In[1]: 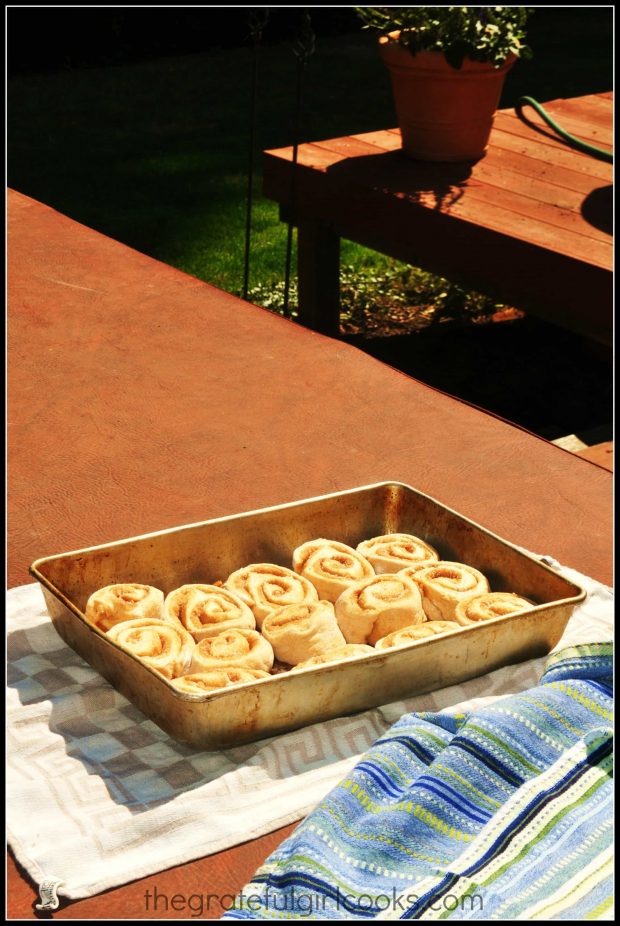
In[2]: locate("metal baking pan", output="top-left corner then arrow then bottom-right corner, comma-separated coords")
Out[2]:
30,482 -> 585,750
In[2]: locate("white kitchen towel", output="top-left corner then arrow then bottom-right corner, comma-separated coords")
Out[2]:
7,559 -> 613,906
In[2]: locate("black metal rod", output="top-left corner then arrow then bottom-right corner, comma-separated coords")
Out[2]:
283,56 -> 304,319
242,9 -> 268,302
242,42 -> 259,301
283,10 -> 315,319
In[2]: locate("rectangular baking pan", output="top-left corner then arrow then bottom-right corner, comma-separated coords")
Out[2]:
30,481 -> 585,749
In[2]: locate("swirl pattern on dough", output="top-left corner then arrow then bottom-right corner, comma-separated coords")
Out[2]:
261,600 -> 346,666
454,592 -> 535,626
375,620 -> 461,650
173,667 -> 270,694
224,564 -> 318,629
356,533 -> 439,574
335,573 -> 426,645
190,629 -> 274,673
85,584 -> 165,633
292,539 -> 375,603
164,584 -> 255,641
290,643 -> 375,671
106,617 -> 195,679
401,561 -> 489,622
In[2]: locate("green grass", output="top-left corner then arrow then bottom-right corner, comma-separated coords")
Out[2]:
7,10 -> 613,308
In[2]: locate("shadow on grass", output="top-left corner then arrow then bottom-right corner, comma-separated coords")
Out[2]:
7,35 -> 392,292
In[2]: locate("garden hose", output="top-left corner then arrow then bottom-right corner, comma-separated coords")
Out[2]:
516,96 -> 613,163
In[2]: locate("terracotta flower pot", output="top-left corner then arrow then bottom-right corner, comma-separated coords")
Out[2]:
379,34 -> 515,163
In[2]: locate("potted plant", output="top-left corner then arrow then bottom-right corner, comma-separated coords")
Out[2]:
357,6 -> 533,162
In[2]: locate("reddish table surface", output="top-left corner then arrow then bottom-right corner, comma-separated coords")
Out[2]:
576,440 -> 613,470
263,93 -> 613,342
7,189 -> 612,918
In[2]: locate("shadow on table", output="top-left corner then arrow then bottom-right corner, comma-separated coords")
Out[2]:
511,106 -> 565,147
8,619 -> 354,814
324,148 -> 473,211
581,184 -> 613,235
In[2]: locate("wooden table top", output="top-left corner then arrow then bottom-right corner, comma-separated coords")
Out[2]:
264,93 -> 613,343
7,188 -> 612,917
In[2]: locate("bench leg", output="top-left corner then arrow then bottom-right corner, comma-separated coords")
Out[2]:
296,218 -> 340,336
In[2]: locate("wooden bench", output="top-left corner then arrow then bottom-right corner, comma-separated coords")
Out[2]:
263,93 -> 613,344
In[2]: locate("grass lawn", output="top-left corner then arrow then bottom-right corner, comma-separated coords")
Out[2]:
7,7 -> 613,317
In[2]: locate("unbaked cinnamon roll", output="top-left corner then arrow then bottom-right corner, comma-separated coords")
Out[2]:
402,561 -> 489,622
173,667 -> 271,694
375,620 -> 461,650
356,533 -> 439,574
190,628 -> 274,673
261,600 -> 346,666
84,584 -> 164,633
335,573 -> 426,645
454,592 -> 535,626
290,643 -> 375,671
224,564 -> 318,629
164,584 -> 255,641
106,617 -> 195,679
292,539 -> 375,602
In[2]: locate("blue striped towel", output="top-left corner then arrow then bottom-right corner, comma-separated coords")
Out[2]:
223,643 -> 613,920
